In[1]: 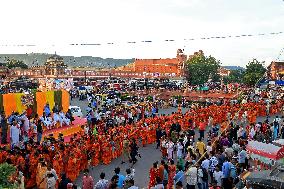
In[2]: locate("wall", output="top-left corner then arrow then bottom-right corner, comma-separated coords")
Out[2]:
134,58 -> 179,74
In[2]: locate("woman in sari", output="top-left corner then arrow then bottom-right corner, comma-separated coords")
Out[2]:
168,159 -> 176,189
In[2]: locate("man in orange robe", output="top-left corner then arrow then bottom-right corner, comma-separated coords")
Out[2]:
16,154 -> 25,172
141,128 -> 148,147
67,154 -> 77,182
102,141 -> 112,165
53,156 -> 61,174
91,142 -> 100,166
26,153 -> 38,188
80,146 -> 88,170
116,135 -> 123,157
36,162 -> 48,189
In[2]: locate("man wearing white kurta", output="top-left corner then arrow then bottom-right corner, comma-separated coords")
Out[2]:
20,113 -> 30,133
53,112 -> 62,127
177,141 -> 184,159
40,112 -> 52,129
95,110 -> 102,121
59,110 -> 70,126
166,140 -> 174,160
185,163 -> 198,189
10,121 -> 20,147
19,112 -> 30,142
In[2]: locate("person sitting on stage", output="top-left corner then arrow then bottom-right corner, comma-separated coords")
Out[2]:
40,112 -> 52,130
65,109 -> 74,125
44,103 -> 51,116
59,110 -> 70,126
53,111 -> 61,128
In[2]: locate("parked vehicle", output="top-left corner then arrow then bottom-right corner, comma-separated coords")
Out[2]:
69,105 -> 83,117
9,77 -> 39,89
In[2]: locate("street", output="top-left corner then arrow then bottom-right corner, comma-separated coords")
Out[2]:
71,98 -> 279,188
71,98 -> 189,188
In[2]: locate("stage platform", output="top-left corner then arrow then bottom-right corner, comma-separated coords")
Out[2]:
0,116 -> 87,146
43,116 -> 87,141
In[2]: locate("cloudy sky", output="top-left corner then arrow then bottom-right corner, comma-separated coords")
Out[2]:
0,0 -> 284,66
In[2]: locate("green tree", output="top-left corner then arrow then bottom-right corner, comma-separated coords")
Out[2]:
223,69 -> 244,84
6,59 -> 28,69
186,53 -> 221,85
243,59 -> 266,86
0,163 -> 17,188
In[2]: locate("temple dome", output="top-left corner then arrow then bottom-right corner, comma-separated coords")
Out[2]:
44,54 -> 67,75
45,54 -> 66,67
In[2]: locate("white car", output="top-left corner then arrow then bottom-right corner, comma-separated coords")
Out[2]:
69,106 -> 83,117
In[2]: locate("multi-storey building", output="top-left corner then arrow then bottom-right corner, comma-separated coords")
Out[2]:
130,49 -> 187,77
267,61 -> 284,80
6,50 -> 204,79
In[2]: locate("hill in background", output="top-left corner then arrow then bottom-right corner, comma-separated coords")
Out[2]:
223,66 -> 245,70
0,54 -> 246,70
0,53 -> 134,68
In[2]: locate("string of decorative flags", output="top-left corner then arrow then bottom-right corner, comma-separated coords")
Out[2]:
0,31 -> 283,47
276,48 -> 284,61
69,31 -> 284,46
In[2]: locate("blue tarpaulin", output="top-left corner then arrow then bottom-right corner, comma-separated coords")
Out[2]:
275,80 -> 284,86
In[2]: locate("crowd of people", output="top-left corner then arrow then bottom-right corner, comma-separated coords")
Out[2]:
0,84 -> 283,188
147,115 -> 284,189
70,79 -> 241,110
144,88 -> 284,189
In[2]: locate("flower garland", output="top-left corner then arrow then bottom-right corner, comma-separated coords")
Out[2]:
21,93 -> 34,107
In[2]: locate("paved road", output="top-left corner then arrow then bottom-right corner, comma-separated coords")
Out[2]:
70,98 -> 89,115
74,143 -> 160,188
71,98 -> 280,188
71,98 -> 189,188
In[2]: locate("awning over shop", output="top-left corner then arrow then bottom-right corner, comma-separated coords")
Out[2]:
247,140 -> 284,160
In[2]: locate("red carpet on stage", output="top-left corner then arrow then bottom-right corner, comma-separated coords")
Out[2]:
43,116 -> 87,140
